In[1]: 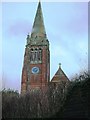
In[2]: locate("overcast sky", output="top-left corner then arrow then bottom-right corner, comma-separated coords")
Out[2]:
2,1 -> 88,92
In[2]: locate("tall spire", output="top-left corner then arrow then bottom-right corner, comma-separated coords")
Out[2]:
27,1 -> 49,46
31,1 -> 46,38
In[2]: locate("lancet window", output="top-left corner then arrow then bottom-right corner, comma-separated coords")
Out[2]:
30,48 -> 42,63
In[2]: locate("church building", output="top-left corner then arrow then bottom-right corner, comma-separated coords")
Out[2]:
21,1 -> 69,94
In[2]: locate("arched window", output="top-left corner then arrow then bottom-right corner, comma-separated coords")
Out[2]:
30,48 -> 34,61
35,48 -> 38,61
30,48 -> 42,63
38,48 -> 42,61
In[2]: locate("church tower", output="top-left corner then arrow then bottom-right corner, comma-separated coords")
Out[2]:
21,1 -> 50,93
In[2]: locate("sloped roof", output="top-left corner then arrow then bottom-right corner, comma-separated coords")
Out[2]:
51,65 -> 69,83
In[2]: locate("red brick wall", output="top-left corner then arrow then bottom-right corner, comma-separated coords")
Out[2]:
21,45 -> 50,93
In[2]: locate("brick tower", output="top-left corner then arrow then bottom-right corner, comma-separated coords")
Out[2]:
21,1 -> 50,93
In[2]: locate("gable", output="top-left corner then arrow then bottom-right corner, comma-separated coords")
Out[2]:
51,67 -> 69,83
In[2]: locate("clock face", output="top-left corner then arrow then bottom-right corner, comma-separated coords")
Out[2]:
32,67 -> 39,74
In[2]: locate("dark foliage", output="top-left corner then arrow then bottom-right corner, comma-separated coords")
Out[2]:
2,72 -> 90,119
2,84 -> 68,118
53,74 -> 90,118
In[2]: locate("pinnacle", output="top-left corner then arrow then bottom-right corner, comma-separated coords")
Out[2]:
59,63 -> 61,68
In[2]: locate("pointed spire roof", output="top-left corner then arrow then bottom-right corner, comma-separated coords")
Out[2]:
31,1 -> 46,38
26,1 -> 49,46
51,63 -> 69,83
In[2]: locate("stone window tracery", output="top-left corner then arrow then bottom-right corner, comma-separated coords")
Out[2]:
30,48 -> 42,63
